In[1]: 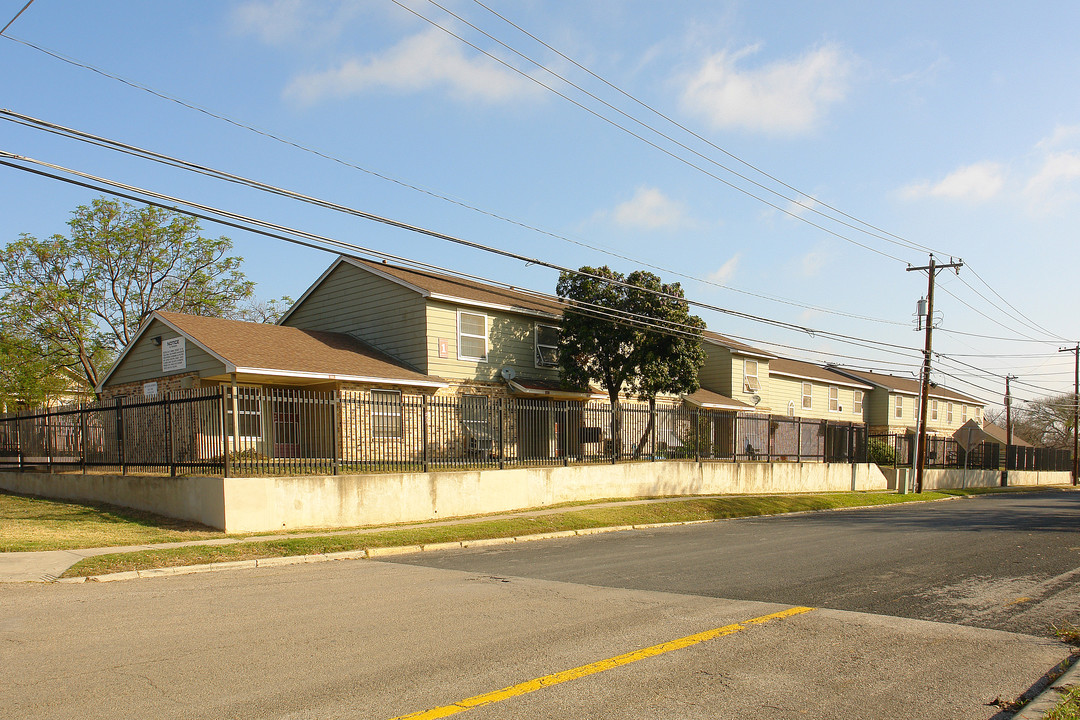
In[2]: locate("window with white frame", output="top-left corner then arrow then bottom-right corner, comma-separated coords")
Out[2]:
975,406 -> 982,425
457,310 -> 488,361
829,386 -> 840,412
947,402 -> 954,423
962,405 -> 968,423
743,359 -> 760,392
802,382 -> 812,409
371,390 -> 403,439
223,384 -> 262,439
534,323 -> 559,368
931,399 -> 939,421
854,390 -> 864,415
787,400 -> 795,416
894,395 -> 903,419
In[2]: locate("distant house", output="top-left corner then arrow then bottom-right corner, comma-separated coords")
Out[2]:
697,331 -> 777,412
830,368 -> 984,436
980,421 -> 1032,448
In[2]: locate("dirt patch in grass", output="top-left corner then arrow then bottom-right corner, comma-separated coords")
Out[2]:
60,490 -> 975,578
0,491 -> 224,552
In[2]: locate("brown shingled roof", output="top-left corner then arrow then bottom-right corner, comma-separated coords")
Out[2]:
701,330 -> 775,358
156,311 -> 442,386
346,257 -> 564,317
768,358 -> 872,388
834,368 -> 982,405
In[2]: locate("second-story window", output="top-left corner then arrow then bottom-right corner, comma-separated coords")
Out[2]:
743,359 -> 760,392
894,395 -> 903,419
802,382 -> 812,409
962,405 -> 968,423
854,390 -> 864,415
947,402 -> 954,424
829,386 -> 840,412
457,310 -> 488,362
931,399 -> 939,421
535,323 -> 559,368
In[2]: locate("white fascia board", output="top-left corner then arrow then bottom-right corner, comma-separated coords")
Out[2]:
507,379 -> 589,398
428,293 -> 561,320
682,396 -> 750,411
234,366 -> 448,389
769,370 -> 873,390
95,311 -> 237,393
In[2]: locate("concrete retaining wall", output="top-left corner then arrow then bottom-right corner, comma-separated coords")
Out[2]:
1006,470 -> 1073,486
0,471 -> 226,529
1,461 -> 888,533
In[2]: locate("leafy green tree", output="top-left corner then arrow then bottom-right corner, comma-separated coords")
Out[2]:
556,266 -> 706,456
0,198 -> 257,391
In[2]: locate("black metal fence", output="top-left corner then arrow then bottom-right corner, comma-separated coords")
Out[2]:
869,433 -> 1073,472
0,387 -> 869,477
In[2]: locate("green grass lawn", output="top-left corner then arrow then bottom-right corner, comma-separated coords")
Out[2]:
0,491 -> 224,552
55,486 -> 1034,578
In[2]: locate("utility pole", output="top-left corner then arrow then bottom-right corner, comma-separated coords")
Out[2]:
907,254 -> 963,493
1060,344 -> 1079,486
1004,374 -> 1017,486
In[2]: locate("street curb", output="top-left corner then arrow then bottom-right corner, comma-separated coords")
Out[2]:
1012,653 -> 1080,719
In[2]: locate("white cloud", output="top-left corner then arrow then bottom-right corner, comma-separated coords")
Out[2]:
900,162 -> 1005,203
231,0 -> 360,47
707,254 -> 740,285
679,43 -> 852,135
283,28 -> 542,105
1035,124 -> 1080,151
611,187 -> 689,230
1024,151 -> 1080,212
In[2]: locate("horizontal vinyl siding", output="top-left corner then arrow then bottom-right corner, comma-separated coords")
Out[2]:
865,389 -> 893,428
282,263 -> 427,370
875,391 -> 983,435
425,302 -> 561,383
699,344 -> 734,396
732,356 -> 769,410
104,320 -> 226,387
770,376 -> 866,423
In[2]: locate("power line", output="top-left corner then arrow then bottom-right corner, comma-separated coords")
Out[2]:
1,149 -> 930,363
414,0 -> 932,258
388,0 -> 911,264
0,53 -> 907,330
466,0 -> 942,259
0,0 -> 34,36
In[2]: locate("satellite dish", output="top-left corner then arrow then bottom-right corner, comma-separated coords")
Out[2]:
751,394 -> 761,406
500,367 -> 516,381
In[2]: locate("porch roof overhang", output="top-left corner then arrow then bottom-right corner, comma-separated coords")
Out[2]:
507,377 -> 598,399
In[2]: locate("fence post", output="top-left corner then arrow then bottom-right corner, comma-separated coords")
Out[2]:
796,418 -> 802,463
220,387 -> 231,478
331,390 -> 340,476
15,411 -> 23,472
114,397 -> 126,475
164,394 -> 175,477
497,398 -> 505,470
44,405 -> 53,474
421,394 -> 429,473
650,399 -> 657,462
694,406 -> 700,464
79,403 -> 87,474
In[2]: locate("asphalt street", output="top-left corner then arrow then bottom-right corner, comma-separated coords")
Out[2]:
385,490 -> 1080,638
3,491 -> 1077,719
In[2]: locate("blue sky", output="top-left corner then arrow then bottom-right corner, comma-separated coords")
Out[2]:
2,0 -> 1080,410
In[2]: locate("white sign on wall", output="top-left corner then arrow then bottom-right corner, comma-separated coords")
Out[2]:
162,336 -> 187,372
142,381 -> 158,396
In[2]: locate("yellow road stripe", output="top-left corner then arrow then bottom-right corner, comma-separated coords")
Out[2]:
389,606 -> 815,720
